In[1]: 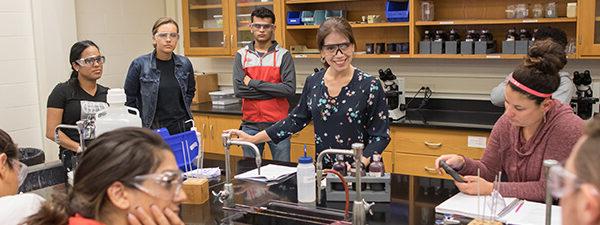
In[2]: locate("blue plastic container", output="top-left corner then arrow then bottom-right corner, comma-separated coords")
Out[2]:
324,10 -> 345,19
155,128 -> 200,172
386,0 -> 409,22
287,11 -> 302,25
301,11 -> 315,25
313,10 -> 326,25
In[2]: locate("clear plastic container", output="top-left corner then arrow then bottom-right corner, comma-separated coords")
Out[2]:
421,1 -> 434,21
505,4 -> 516,19
297,149 -> 316,203
546,2 -> 558,18
515,4 -> 529,19
208,90 -> 240,105
532,4 -> 544,18
94,88 -> 142,137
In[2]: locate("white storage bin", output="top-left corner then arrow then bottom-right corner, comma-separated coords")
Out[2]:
209,90 -> 240,105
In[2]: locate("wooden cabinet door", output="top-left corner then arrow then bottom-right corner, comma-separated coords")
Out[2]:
210,115 -> 244,156
193,114 -> 212,153
579,0 -> 600,56
227,0 -> 284,55
183,0 -> 232,56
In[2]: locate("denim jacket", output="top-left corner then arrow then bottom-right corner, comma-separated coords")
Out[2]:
124,50 -> 196,128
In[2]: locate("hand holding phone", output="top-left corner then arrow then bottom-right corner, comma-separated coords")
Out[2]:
439,160 -> 466,183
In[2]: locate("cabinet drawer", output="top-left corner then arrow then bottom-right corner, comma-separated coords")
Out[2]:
291,143 -> 316,161
290,124 -> 315,144
393,127 -> 488,159
394,153 -> 451,180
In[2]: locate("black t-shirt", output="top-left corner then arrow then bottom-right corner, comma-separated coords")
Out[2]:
47,80 -> 109,143
155,57 -> 188,126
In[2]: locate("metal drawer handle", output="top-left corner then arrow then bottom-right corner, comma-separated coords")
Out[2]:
424,166 -> 437,174
424,141 -> 442,148
209,125 -> 214,139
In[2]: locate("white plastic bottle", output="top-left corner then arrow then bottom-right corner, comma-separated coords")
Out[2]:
297,145 -> 316,203
94,88 -> 142,137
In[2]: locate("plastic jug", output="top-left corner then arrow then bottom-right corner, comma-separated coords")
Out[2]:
297,144 -> 316,203
94,88 -> 142,137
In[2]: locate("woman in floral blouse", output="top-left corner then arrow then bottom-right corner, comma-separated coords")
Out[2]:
227,17 -> 390,166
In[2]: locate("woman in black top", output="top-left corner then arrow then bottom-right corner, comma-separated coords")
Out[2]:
46,40 -> 109,171
124,17 -> 195,135
228,17 -> 390,166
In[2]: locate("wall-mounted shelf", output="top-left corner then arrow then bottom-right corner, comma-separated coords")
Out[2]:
190,4 -> 222,10
237,1 -> 273,7
287,22 -> 410,30
415,17 -> 577,26
286,0 -> 357,4
190,27 -> 224,32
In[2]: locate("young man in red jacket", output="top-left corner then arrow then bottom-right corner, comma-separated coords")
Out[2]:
232,7 -> 296,162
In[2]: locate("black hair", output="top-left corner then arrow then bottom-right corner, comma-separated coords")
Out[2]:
68,40 -> 100,87
251,7 -> 275,23
509,39 -> 565,104
0,129 -> 18,169
533,26 -> 568,48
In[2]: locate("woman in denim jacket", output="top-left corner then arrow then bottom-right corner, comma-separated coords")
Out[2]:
124,17 -> 195,134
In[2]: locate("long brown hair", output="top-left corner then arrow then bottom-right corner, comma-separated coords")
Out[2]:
509,39 -> 566,104
25,127 -> 171,225
316,17 -> 356,68
574,117 -> 600,191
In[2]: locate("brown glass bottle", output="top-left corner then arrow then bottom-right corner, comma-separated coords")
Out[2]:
332,154 -> 347,191
368,152 -> 385,191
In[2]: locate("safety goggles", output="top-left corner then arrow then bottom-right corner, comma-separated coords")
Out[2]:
250,23 -> 274,30
128,170 -> 183,201
155,32 -> 180,40
10,159 -> 28,188
322,42 -> 352,55
548,165 -> 587,198
75,55 -> 106,67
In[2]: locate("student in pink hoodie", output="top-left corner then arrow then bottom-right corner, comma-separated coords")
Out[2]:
435,40 -> 584,202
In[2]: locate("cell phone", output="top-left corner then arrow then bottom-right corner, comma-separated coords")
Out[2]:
439,160 -> 466,183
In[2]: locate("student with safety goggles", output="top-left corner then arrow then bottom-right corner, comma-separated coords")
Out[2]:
0,128 -> 44,225
124,17 -> 195,135
548,116 -> 600,225
46,40 -> 110,173
25,127 -> 187,225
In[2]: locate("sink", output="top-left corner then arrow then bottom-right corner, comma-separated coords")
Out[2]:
222,200 -> 351,225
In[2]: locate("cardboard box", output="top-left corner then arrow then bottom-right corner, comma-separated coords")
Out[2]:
193,73 -> 219,104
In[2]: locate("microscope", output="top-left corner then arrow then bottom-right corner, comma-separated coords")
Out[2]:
378,68 -> 406,121
571,70 -> 599,120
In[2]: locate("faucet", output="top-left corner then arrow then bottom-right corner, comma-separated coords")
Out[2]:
54,120 -> 87,152
316,143 -> 374,225
212,132 -> 262,207
54,121 -> 88,170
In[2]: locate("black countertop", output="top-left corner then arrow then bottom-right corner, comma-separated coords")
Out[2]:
192,98 -> 503,130
182,153 -> 471,225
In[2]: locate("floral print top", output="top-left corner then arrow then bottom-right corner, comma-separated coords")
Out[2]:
265,68 -> 390,158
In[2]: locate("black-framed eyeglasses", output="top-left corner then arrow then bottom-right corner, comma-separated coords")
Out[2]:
250,23 -> 274,30
75,55 -> 106,67
322,42 -> 352,55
